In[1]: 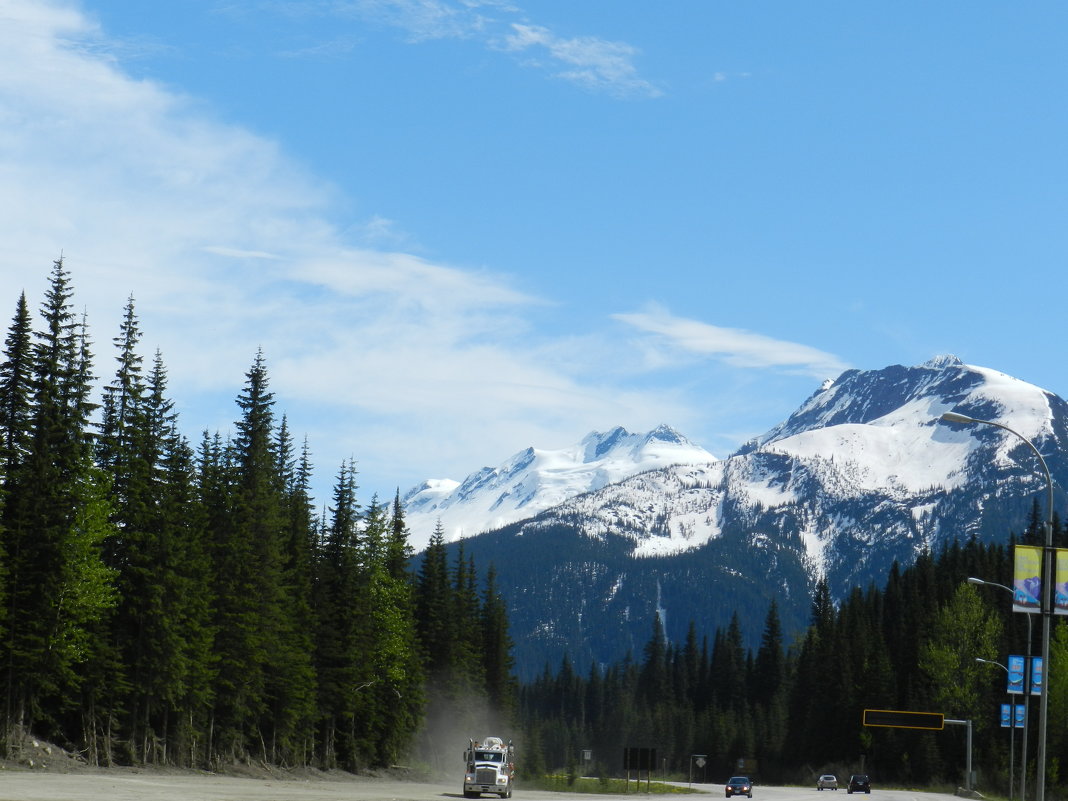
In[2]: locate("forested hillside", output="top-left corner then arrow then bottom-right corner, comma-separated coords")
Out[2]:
519,528 -> 1068,795
0,259 -> 512,770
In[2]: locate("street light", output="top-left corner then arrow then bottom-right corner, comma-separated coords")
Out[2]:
941,411 -> 1055,801
969,577 -> 1031,801
976,657 -> 1015,801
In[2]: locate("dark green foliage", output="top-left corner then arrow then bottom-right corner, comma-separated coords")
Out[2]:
0,259 -> 514,774
518,534 -> 1062,796
2,259 -> 116,741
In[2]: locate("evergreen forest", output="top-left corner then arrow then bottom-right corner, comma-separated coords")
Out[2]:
3,258 -> 1068,799
518,520 -> 1068,797
0,259 -> 513,770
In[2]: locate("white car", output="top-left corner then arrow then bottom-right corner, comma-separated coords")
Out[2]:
818,775 -> 838,791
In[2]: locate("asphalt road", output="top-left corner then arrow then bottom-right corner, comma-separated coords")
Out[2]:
0,773 -> 965,801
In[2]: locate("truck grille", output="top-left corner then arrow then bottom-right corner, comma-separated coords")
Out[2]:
476,769 -> 497,784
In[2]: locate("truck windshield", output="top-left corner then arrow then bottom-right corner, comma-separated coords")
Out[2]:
476,752 -> 503,762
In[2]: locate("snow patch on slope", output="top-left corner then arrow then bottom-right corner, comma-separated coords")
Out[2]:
404,425 -> 717,551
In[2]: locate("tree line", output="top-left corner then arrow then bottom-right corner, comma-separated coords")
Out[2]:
0,258 -> 513,770
518,518 -> 1068,796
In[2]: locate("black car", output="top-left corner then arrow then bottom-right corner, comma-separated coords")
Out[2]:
847,775 -> 870,794
726,776 -> 753,798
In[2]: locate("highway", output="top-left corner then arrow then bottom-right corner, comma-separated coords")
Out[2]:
0,772 -> 965,801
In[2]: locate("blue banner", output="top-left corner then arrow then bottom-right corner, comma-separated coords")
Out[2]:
1015,704 -> 1026,728
1008,655 -> 1025,695
1031,656 -> 1044,696
1001,704 -> 1011,727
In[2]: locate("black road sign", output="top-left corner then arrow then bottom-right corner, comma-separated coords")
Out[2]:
863,709 -> 945,730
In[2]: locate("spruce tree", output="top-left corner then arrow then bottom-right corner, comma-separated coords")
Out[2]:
273,422 -> 317,765
0,292 -> 34,478
0,292 -> 34,683
415,523 -> 452,679
480,565 -> 517,720
150,359 -> 215,767
3,258 -> 116,738
314,459 -> 362,769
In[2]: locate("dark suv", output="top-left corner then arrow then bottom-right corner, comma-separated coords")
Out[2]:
847,775 -> 870,794
725,776 -> 753,798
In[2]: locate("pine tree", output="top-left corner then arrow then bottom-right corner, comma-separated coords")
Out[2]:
450,549 -> 485,696
211,350 -> 313,763
0,292 -> 34,478
3,258 -> 116,739
480,565 -> 517,719
638,614 -> 669,707
415,523 -> 452,679
209,351 -> 287,761
386,490 -> 413,582
0,292 -> 34,677
150,361 -> 215,768
273,422 -> 317,765
752,600 -> 784,707
314,459 -> 362,769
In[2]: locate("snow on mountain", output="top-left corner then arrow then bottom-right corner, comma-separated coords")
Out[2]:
435,355 -> 1068,678
519,355 -> 1065,573
403,424 -> 716,552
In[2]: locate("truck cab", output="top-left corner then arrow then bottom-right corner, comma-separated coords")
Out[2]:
464,737 -> 514,798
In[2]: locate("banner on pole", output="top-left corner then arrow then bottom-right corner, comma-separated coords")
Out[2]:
1014,545 -> 1042,613
1056,549 -> 1068,615
1031,656 -> 1044,696
1000,704 -> 1011,728
1015,704 -> 1026,728
1007,655 -> 1025,694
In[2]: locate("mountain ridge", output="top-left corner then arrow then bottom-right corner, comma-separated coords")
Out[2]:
403,423 -> 716,552
423,356 -> 1068,679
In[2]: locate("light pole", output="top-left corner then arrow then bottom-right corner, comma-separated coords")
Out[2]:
976,657 -> 1015,801
941,412 -> 1055,801
969,576 -> 1031,801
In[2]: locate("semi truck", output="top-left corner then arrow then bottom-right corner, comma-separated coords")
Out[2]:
463,737 -> 515,798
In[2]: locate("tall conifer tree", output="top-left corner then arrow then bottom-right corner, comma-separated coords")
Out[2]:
3,258 -> 115,737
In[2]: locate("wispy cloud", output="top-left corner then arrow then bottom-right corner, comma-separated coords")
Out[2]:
614,304 -> 850,380
349,0 -> 481,40
499,23 -> 661,98
328,0 -> 658,97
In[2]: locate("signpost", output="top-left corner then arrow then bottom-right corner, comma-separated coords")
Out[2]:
690,754 -> 707,788
863,710 -> 971,791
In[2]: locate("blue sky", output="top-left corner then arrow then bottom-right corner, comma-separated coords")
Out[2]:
2,0 -> 1066,508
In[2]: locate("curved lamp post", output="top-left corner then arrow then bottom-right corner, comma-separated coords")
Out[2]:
941,412 -> 1054,801
969,577 -> 1031,801
976,657 -> 1015,801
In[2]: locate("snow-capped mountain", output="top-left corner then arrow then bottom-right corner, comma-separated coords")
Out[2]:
403,424 -> 716,552
433,356 -> 1068,679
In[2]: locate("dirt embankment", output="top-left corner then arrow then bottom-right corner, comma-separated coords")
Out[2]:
0,736 -> 455,801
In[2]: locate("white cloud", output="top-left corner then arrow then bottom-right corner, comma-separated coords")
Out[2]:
340,0 -> 492,41
328,0 -> 659,97
500,23 -> 661,98
0,0 -> 681,497
614,304 -> 850,380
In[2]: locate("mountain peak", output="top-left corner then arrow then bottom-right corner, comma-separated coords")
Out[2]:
646,423 -> 688,444
403,425 -> 715,551
923,354 -> 963,369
